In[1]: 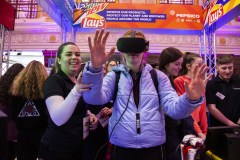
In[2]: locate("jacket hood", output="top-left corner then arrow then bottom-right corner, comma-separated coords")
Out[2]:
111,64 -> 154,80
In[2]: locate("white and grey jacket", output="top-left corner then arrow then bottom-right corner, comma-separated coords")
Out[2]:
83,62 -> 204,148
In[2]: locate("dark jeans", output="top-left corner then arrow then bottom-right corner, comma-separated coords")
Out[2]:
165,115 -> 195,160
112,145 -> 166,160
165,128 -> 182,160
165,116 -> 183,160
84,124 -> 109,160
5,141 -> 16,160
38,142 -> 84,160
16,131 -> 43,160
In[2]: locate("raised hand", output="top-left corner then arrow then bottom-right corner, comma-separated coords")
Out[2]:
75,72 -> 92,94
88,29 -> 116,69
185,63 -> 213,101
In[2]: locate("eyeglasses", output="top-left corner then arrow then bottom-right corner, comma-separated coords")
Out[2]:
109,64 -> 117,67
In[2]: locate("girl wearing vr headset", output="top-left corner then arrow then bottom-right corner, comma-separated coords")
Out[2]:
82,29 -> 212,160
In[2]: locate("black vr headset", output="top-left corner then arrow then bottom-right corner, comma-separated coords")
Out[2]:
116,37 -> 149,54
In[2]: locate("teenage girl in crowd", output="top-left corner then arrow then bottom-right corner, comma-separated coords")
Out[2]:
159,47 -> 194,160
38,42 -> 97,160
104,59 -> 119,75
174,52 -> 208,140
9,61 -> 48,160
158,47 -> 183,89
0,63 -> 24,160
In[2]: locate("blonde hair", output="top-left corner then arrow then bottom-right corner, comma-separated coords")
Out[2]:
123,30 -> 146,39
11,60 -> 48,100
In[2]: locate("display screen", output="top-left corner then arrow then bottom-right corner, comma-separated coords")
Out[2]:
205,126 -> 240,159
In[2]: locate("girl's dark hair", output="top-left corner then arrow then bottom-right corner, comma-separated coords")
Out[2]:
0,63 -> 24,105
106,59 -> 119,68
55,42 -> 78,72
104,59 -> 120,74
179,52 -> 201,75
158,47 -> 183,72
49,64 -> 56,76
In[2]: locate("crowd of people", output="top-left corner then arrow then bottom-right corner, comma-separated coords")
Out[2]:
0,29 -> 240,160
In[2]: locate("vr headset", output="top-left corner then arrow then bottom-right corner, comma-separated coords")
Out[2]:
116,37 -> 149,54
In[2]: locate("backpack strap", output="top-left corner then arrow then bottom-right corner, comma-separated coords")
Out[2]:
112,71 -> 121,102
150,69 -> 160,102
112,69 -> 159,103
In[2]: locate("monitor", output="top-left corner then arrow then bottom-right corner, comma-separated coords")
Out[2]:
204,126 -> 240,160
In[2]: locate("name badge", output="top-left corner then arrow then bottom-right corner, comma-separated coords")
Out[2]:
233,88 -> 240,90
216,92 -> 225,100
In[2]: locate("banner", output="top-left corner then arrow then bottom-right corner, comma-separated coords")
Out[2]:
73,3 -> 203,30
203,0 -> 240,29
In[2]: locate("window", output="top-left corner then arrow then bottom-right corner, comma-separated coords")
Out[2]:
8,0 -> 38,18
159,0 -> 193,4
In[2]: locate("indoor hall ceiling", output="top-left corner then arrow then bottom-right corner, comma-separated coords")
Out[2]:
35,0 -> 74,31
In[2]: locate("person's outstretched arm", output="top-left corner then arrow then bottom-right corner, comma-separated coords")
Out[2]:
82,29 -> 116,104
88,29 -> 116,70
46,75 -> 91,126
208,104 -> 239,126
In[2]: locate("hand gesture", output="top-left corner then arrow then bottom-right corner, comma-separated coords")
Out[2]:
185,64 -> 213,101
100,107 -> 112,118
89,114 -> 98,131
88,29 -> 116,69
75,72 -> 92,94
197,132 -> 206,141
226,121 -> 239,127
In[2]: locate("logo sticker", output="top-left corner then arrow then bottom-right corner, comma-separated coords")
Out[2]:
18,100 -> 40,117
